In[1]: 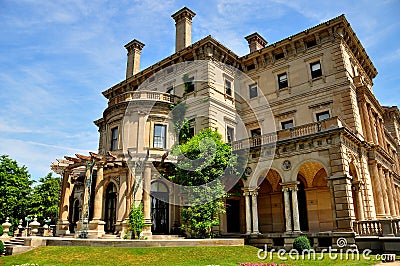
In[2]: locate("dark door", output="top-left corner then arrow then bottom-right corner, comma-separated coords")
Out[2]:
226,199 -> 240,232
297,179 -> 309,231
104,183 -> 117,233
151,182 -> 169,234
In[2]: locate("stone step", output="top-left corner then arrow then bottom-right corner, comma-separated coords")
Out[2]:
151,235 -> 185,240
100,234 -> 119,239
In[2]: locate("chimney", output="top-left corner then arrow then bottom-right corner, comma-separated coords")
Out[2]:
245,32 -> 267,53
171,7 -> 196,52
124,39 -> 145,79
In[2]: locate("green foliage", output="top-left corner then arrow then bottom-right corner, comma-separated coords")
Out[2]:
0,155 -> 33,225
128,203 -> 145,239
0,239 -> 4,255
170,101 -> 193,144
169,129 -> 238,238
29,173 -> 61,221
0,224 -> 3,236
293,236 -> 311,251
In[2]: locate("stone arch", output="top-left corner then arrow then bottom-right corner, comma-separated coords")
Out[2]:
296,161 -> 333,233
150,180 -> 169,234
257,169 -> 284,233
104,182 -> 118,233
292,158 -> 330,183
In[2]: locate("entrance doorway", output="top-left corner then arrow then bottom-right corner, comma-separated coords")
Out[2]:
297,178 -> 309,231
151,181 -> 169,234
104,183 -> 117,233
226,199 -> 240,232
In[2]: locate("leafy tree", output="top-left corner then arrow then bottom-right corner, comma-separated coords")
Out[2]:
0,155 -> 33,226
128,203 -> 145,239
169,129 -> 239,238
29,173 -> 61,222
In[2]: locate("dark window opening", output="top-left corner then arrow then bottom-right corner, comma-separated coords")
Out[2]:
249,84 -> 258,99
111,127 -> 118,151
250,128 -> 261,137
247,64 -> 255,71
148,76 -> 155,82
184,76 -> 195,93
310,61 -> 322,79
225,80 -> 232,96
306,39 -> 317,48
281,120 -> 294,130
166,86 -> 173,94
316,111 -> 330,121
227,126 -> 234,142
165,67 -> 173,74
278,73 -> 288,89
274,52 -> 285,60
154,124 -> 167,149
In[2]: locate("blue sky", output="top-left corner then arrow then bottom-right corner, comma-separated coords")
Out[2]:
0,0 -> 399,180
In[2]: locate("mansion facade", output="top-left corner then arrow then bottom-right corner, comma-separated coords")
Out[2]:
52,7 -> 400,248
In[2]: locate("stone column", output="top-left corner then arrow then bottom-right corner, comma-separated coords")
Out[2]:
57,170 -> 71,235
378,165 -> 391,216
379,119 -> 387,151
360,101 -> 373,143
291,186 -> 301,232
368,107 -> 378,145
395,186 -> 400,217
243,190 -> 252,234
283,187 -> 293,233
353,181 -> 365,221
89,163 -> 105,238
251,190 -> 259,234
142,162 -> 152,237
376,117 -> 384,148
369,164 -> 385,217
244,191 -> 252,234
385,171 -> 396,217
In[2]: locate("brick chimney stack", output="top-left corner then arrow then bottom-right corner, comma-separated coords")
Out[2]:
245,32 -> 267,53
125,39 -> 145,79
171,7 -> 196,52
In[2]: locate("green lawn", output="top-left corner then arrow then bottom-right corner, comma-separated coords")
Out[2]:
0,245 -> 387,266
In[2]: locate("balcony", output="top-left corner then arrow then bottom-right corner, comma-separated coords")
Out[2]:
231,116 -> 343,151
108,91 -> 179,106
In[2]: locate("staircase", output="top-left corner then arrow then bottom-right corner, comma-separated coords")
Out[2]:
3,237 -> 33,255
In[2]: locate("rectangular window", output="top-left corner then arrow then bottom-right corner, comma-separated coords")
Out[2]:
278,73 -> 288,89
250,128 -> 261,137
153,124 -> 167,149
247,64 -> 255,71
316,111 -> 330,121
184,76 -> 195,93
111,127 -> 118,151
166,86 -> 173,94
225,80 -> 232,96
281,120 -> 294,130
249,83 -> 258,99
306,39 -> 317,48
227,126 -> 234,142
274,52 -> 284,60
310,61 -> 322,79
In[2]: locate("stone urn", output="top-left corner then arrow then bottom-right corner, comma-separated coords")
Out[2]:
29,216 -> 40,236
2,217 -> 11,237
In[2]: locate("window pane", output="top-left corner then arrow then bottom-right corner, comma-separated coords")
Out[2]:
316,111 -> 330,121
249,84 -> 258,99
111,127 -> 118,151
225,80 -> 232,96
281,120 -> 294,129
278,73 -> 288,89
154,124 -> 166,148
227,126 -> 234,142
311,63 -> 321,71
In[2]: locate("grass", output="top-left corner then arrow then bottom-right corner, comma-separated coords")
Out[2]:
0,245 -> 390,266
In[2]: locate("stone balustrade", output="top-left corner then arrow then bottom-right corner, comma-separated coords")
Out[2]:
231,116 -> 342,151
108,91 -> 179,106
353,219 -> 400,237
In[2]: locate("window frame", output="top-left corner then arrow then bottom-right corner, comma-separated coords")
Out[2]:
316,110 -> 331,122
281,120 -> 294,130
277,72 -> 288,89
310,61 -> 322,79
110,127 -> 119,151
153,124 -> 167,149
227,126 -> 235,142
225,79 -> 232,96
249,83 -> 258,99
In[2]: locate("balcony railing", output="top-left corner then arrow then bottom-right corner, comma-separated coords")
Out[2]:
231,116 -> 343,151
353,219 -> 400,237
109,91 -> 179,106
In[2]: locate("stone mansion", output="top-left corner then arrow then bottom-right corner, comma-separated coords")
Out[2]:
52,7 -> 400,249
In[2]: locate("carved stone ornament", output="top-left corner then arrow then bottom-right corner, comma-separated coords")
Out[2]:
282,160 -> 291,171
244,166 -> 252,176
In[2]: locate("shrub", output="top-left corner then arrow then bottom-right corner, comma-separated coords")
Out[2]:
0,240 -> 4,255
128,203 -> 145,239
293,236 -> 311,252
0,225 -> 3,236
